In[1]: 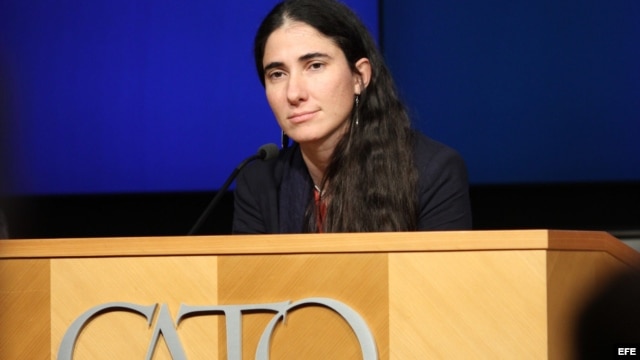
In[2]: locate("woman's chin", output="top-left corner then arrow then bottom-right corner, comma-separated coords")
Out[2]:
286,132 -> 321,145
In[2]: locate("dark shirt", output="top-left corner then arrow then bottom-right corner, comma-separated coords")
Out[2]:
233,132 -> 472,233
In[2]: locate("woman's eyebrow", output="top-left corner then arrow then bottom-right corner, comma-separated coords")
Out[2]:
263,52 -> 332,73
298,52 -> 331,62
263,61 -> 284,73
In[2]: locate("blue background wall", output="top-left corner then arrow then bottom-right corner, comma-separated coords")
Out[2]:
383,0 -> 640,184
0,0 -> 377,195
2,0 -> 639,194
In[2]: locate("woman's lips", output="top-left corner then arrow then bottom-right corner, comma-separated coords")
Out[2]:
288,110 -> 318,124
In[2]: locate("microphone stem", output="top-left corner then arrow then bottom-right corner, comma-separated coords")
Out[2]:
187,154 -> 260,235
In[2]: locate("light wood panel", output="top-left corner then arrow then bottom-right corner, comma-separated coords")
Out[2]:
217,253 -> 389,360
0,230 -> 638,359
389,250 -> 548,359
0,259 -> 51,360
546,250 -> 633,359
50,256 -> 219,359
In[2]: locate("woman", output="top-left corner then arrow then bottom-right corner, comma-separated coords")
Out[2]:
233,0 -> 472,233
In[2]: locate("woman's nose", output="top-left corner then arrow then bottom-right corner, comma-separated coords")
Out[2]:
286,72 -> 308,105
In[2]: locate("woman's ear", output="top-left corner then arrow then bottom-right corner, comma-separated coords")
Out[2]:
354,58 -> 371,94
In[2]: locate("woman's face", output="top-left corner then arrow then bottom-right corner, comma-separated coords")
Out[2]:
262,21 -> 364,149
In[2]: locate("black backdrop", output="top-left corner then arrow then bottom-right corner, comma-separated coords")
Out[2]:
3,182 -> 639,239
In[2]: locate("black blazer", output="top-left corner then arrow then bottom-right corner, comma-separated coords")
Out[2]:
233,132 -> 472,233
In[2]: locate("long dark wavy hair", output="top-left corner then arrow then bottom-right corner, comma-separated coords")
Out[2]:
254,0 -> 418,232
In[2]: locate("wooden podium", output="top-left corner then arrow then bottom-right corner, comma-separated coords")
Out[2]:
1,230 -> 639,359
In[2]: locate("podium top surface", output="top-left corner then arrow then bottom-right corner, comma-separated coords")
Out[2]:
2,230 -> 639,268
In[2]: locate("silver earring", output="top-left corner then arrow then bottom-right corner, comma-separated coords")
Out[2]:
281,131 -> 290,148
355,95 -> 360,126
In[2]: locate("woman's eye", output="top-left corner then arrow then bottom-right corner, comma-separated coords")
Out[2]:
268,71 -> 285,79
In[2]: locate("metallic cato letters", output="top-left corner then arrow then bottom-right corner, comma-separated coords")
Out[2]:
58,297 -> 378,360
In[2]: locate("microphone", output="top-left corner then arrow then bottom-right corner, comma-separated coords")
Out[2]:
187,143 -> 279,235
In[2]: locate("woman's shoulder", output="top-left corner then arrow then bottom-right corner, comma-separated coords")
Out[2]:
410,131 -> 472,230
411,130 -> 465,166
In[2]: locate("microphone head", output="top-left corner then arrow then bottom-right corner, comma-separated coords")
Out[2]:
257,143 -> 279,160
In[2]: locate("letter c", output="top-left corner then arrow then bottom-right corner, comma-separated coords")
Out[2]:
57,302 -> 157,360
